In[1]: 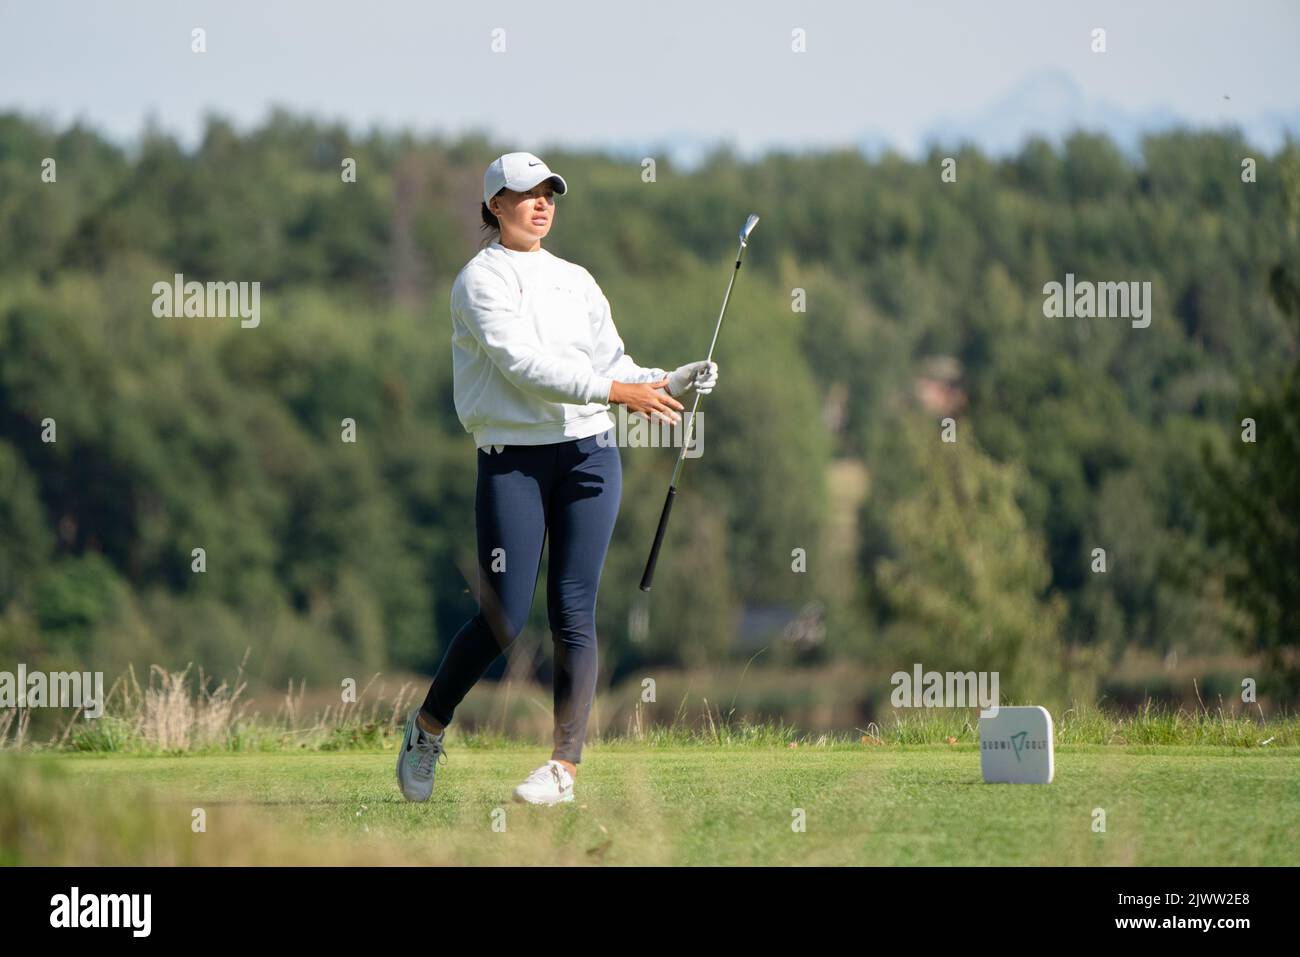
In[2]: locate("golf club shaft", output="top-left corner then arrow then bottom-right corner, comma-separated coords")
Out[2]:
640,217 -> 757,592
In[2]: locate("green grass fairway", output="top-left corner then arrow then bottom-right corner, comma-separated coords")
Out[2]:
5,743 -> 1298,865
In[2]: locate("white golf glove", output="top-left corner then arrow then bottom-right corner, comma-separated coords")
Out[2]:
665,360 -> 719,397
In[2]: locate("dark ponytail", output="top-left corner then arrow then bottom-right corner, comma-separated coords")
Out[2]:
479,188 -> 504,246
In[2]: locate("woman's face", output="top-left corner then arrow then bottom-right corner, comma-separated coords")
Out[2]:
491,181 -> 556,249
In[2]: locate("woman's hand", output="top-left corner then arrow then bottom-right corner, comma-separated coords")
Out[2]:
609,379 -> 684,425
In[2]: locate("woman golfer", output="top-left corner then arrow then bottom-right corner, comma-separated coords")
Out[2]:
397,151 -> 719,805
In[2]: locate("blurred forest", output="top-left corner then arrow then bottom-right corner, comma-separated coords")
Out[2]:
1,109 -> 1297,716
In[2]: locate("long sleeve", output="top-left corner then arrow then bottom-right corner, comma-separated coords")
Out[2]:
589,286 -> 668,385
454,265 -> 614,406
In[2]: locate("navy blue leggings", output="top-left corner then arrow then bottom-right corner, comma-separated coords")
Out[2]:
421,427 -> 622,764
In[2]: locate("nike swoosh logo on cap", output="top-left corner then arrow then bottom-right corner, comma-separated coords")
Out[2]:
528,160 -> 541,166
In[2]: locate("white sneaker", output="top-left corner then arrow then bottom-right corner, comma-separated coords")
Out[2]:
396,710 -> 447,802
512,759 -> 575,805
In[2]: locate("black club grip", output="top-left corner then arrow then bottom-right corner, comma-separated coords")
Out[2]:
639,486 -> 677,591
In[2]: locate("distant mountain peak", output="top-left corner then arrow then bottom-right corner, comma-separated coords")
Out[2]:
993,70 -> 1087,119
896,69 -> 1300,158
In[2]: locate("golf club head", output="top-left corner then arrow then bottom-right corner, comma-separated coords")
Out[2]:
740,214 -> 760,244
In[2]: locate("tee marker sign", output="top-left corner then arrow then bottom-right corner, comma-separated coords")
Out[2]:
979,705 -> 1054,784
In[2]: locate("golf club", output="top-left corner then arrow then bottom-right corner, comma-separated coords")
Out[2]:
639,213 -> 759,592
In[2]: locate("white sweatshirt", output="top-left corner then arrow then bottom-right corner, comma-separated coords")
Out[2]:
450,240 -> 668,451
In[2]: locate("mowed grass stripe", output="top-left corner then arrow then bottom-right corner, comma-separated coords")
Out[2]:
8,746 -> 1297,865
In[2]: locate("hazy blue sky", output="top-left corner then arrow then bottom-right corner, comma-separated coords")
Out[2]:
2,0 -> 1298,164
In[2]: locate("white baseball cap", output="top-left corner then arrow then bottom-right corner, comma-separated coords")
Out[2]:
483,151 -> 569,207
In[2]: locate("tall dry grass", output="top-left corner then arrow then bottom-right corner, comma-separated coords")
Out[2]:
0,656 -> 419,754
2,659 -> 1296,754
